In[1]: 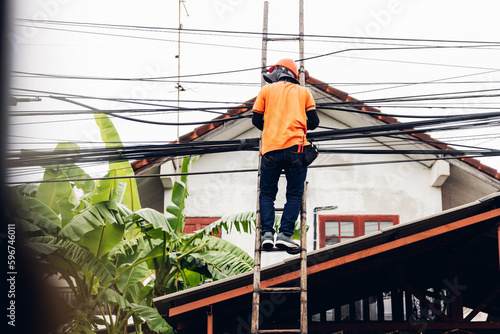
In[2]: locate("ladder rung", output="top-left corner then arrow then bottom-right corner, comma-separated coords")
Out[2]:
258,330 -> 301,333
265,37 -> 300,41
260,287 -> 302,293
258,247 -> 303,252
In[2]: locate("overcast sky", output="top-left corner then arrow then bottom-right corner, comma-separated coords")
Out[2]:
8,0 -> 500,182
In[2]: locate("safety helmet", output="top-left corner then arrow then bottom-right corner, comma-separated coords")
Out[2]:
269,58 -> 298,79
263,58 -> 299,84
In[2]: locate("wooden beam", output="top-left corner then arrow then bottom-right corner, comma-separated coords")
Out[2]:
168,209 -> 500,317
404,291 -> 413,322
449,259 -> 464,322
207,305 -> 213,334
497,223 -> 500,270
377,293 -> 384,321
391,288 -> 404,322
389,273 -> 450,322
169,285 -> 252,317
309,321 -> 500,331
362,298 -> 370,321
464,284 -> 500,322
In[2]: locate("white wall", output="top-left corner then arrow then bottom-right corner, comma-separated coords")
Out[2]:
163,117 -> 444,267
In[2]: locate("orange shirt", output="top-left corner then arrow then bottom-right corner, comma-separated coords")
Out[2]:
253,81 -> 316,155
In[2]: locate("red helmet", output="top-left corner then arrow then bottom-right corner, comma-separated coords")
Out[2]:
268,58 -> 298,79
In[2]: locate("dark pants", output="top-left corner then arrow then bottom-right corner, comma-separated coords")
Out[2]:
259,145 -> 307,237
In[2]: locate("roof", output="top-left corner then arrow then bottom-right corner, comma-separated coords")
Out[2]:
154,193 -> 500,332
132,72 -> 500,182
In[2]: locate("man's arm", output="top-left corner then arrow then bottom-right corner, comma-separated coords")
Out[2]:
306,109 -> 319,130
252,112 -> 264,131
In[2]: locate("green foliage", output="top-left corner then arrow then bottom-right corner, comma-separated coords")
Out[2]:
94,113 -> 142,211
9,153 -> 256,333
8,116 -> 257,333
165,156 -> 197,232
198,211 -> 305,240
190,236 -> 254,276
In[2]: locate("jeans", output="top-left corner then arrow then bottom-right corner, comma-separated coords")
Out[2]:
259,145 -> 307,237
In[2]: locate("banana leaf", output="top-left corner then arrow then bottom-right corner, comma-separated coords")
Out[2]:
36,169 -> 74,216
94,113 -> 141,211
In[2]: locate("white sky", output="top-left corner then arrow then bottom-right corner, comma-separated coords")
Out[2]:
8,0 -> 500,182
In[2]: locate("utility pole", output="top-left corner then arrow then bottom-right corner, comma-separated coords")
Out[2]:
176,0 -> 181,143
176,0 -> 189,143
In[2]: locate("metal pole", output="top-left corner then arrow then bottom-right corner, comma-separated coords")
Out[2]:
251,3 -> 268,333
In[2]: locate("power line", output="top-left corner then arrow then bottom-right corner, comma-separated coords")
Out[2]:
11,86 -> 500,112
8,110 -> 500,168
12,71 -> 500,87
12,24 -> 500,83
5,154 -> 493,186
16,18 -> 500,45
349,69 -> 500,96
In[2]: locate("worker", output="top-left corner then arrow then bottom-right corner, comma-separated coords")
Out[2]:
252,58 -> 320,251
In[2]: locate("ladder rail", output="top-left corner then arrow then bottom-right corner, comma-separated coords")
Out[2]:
251,1 -> 269,332
300,183 -> 308,334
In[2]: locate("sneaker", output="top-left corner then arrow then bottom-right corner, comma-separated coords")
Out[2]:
275,232 -> 300,250
261,232 -> 274,250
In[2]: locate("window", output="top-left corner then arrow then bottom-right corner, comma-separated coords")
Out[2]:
318,215 -> 399,248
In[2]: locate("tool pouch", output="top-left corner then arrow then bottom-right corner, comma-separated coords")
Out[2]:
303,142 -> 318,166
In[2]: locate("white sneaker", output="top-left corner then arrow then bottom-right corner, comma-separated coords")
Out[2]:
275,232 -> 299,250
261,232 -> 274,250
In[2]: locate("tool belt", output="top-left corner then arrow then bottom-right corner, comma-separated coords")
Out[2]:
298,142 -> 318,166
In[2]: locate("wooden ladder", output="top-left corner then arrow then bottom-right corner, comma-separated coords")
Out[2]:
252,1 -> 308,332
251,185 -> 308,334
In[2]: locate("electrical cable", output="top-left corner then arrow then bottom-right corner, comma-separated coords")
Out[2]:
5,154 -> 493,186
10,86 -> 500,124
10,94 -> 252,127
349,69 -> 500,96
8,110 -> 500,168
13,22 -> 269,53
16,18 -> 500,45
316,105 -> 477,119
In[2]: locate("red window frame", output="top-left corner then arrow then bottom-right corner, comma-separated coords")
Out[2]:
318,215 -> 399,248
184,217 -> 221,237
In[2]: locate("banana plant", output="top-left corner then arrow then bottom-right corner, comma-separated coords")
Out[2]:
9,185 -> 171,334
9,114 -> 257,332
129,156 -> 254,297
9,114 -> 167,333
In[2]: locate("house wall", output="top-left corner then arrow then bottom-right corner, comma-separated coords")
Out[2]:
441,164 -> 499,210
136,166 -> 165,212
162,115 -> 446,266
